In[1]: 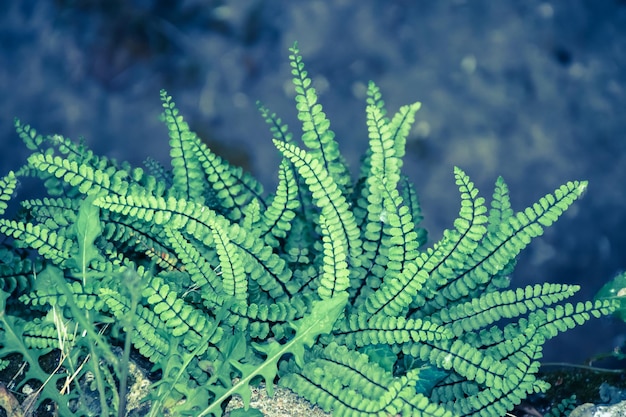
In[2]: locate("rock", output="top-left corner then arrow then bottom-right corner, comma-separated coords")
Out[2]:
570,400 -> 626,417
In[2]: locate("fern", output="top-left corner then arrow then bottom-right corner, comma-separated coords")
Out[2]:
0,42 -> 614,417
289,42 -> 351,192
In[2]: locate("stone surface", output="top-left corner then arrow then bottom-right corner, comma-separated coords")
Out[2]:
571,400 -> 626,417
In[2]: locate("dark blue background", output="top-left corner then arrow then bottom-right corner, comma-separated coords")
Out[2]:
1,0 -> 625,364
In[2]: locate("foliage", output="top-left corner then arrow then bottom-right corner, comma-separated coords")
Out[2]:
596,271 -> 626,322
0,42 -> 615,417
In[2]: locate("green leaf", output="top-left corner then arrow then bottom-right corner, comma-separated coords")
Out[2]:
359,344 -> 397,373
0,172 -> 17,216
69,195 -> 103,282
595,271 -> 626,321
197,294 -> 347,417
228,408 -> 264,417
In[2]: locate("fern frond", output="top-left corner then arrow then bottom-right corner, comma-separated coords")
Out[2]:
227,296 -> 309,339
437,166 -> 489,271
142,275 -> 223,348
20,269 -> 105,311
22,317 -> 76,350
281,342 -> 452,417
0,220 -> 72,265
450,180 -> 586,302
487,176 -> 513,232
545,395 -> 577,417
0,256 -> 40,293
361,80 -> 419,186
317,214 -> 350,299
221,219 -> 293,300
241,198 -> 262,230
353,82 -> 422,307
94,193 -> 214,232
356,81 -> 388,181
257,102 -> 294,144
448,334 -> 547,417
21,197 -> 79,230
280,343 -> 395,415
160,89 -> 207,202
211,221 -> 247,300
15,119 -> 46,152
531,299 -> 614,340
400,176 -> 428,247
377,183 -> 422,306
107,220 -> 181,271
406,338 -> 510,388
194,133 -> 266,221
417,177 -> 587,316
273,140 -> 362,270
160,90 -> 266,219
386,100 -> 421,171
164,227 -> 223,297
101,288 -> 171,363
27,153 -> 129,197
257,160 -> 299,247
95,194 -> 293,299
433,283 -> 580,337
143,156 -> 173,187
258,102 -> 316,221
335,314 -> 451,348
288,42 -> 351,191
0,172 -> 17,216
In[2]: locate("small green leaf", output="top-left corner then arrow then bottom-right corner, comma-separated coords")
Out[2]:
229,408 -> 264,417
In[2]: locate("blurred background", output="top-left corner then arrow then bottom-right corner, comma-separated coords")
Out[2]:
1,0 -> 625,364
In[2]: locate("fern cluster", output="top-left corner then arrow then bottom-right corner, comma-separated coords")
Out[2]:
0,42 -> 614,416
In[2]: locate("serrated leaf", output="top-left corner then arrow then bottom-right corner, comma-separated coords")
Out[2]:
197,294 -> 347,417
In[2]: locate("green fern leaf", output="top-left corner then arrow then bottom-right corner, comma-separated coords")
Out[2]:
335,313 -> 451,347
281,342 -> 453,417
19,266 -> 104,310
400,176 -> 428,247
21,197 -> 78,230
0,172 -> 17,216
257,102 -> 293,144
487,176 -> 513,232
159,89 -> 206,201
531,299 -> 614,340
14,119 -> 45,151
0,220 -> 72,265
0,256 -> 39,293
101,288 -> 171,363
257,160 -> 299,247
160,90 -> 266,219
143,275 -> 223,348
164,227 -> 223,297
211,221 -> 247,300
22,316 -> 76,350
27,152 -> 128,197
317,214 -> 350,299
433,283 -> 580,337
273,140 -> 362,270
288,42 -> 351,191
143,156 -> 173,187
96,194 -> 293,299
